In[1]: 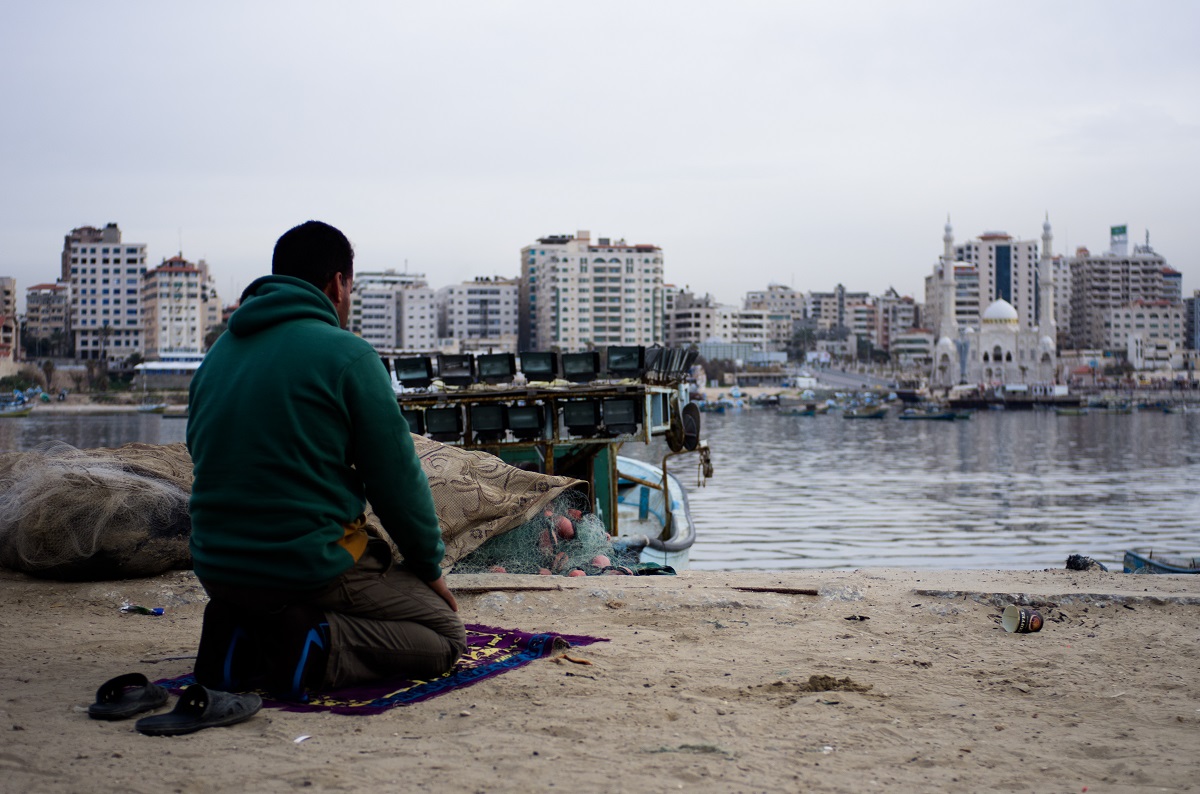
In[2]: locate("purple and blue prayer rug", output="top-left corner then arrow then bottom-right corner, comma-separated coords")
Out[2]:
156,623 -> 607,715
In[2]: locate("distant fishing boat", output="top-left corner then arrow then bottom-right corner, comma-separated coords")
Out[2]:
0,403 -> 34,418
136,403 -> 170,414
843,405 -> 887,419
899,407 -> 956,421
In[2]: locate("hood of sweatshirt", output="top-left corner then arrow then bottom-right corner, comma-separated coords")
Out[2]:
228,275 -> 341,338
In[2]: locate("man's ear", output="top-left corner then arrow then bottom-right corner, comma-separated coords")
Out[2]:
323,272 -> 347,303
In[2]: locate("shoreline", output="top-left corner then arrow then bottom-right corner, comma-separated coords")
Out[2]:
2,567 -> 1197,792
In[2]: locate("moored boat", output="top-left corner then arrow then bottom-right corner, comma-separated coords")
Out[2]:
0,403 -> 34,418
843,405 -> 888,419
614,455 -> 698,571
899,407 -> 956,421
1123,550 -> 1200,574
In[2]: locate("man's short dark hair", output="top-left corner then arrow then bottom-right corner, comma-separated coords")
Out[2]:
272,221 -> 354,289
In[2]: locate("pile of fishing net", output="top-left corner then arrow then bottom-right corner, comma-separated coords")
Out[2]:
0,438 -> 595,581
452,490 -> 639,576
0,442 -> 194,581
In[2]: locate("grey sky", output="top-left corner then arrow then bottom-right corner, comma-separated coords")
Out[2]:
2,1 -> 1197,311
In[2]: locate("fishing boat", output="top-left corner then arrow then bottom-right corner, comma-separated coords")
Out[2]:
843,405 -> 888,419
781,403 -> 828,417
136,403 -> 170,414
1123,550 -> 1200,575
899,407 -> 956,421
1055,407 -> 1088,416
0,403 -> 34,418
388,347 -> 712,571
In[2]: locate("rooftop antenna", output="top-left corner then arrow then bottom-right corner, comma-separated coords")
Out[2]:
178,227 -> 183,258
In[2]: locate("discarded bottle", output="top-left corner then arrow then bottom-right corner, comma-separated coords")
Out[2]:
120,604 -> 165,616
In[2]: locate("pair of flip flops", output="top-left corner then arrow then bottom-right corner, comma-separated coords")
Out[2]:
88,673 -> 261,736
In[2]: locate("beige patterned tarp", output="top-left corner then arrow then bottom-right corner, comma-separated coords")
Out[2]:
0,439 -> 584,581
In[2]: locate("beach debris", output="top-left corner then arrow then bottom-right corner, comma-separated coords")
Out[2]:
293,735 -> 311,744
1002,605 -> 1044,633
844,614 -> 870,621
551,653 -> 593,666
646,744 -> 734,758
120,603 -> 164,616
1065,554 -> 1108,572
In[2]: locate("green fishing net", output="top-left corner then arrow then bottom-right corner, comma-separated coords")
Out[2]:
453,491 -> 638,576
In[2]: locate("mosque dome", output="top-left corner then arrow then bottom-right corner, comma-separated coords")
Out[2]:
982,299 -> 1019,324
936,336 -> 955,350
1039,335 -> 1056,351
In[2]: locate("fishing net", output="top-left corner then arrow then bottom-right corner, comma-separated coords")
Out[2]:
0,439 -> 589,581
0,442 -> 194,581
453,490 -> 638,576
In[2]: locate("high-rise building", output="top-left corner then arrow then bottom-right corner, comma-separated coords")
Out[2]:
519,231 -> 665,351
141,256 -> 221,359
24,282 -> 71,357
805,284 -> 870,332
435,276 -> 520,353
1186,290 -> 1199,351
61,224 -> 119,282
665,290 -> 720,349
65,224 -> 147,359
955,230 -> 1043,329
0,277 -> 17,367
350,270 -> 437,352
744,284 -> 806,352
1067,226 -> 1178,350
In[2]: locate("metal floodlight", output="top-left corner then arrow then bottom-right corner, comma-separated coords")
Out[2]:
400,407 -> 425,435
562,399 -> 602,436
519,351 -> 559,382
562,351 -> 600,384
437,354 -> 476,387
605,346 -> 645,379
506,403 -> 545,441
468,403 -> 507,442
424,405 -> 463,443
476,353 -> 516,385
392,356 -> 434,389
602,397 -> 642,436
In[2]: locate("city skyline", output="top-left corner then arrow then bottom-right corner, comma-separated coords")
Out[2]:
2,3 -> 1197,308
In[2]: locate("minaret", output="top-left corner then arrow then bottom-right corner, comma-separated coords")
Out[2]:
941,216 -> 958,336
1038,213 -> 1056,338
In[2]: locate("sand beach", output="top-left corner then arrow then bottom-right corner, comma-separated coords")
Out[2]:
2,567 -> 1198,793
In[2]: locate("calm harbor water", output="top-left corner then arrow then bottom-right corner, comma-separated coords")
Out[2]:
3,408 -> 1197,572
624,405 -> 1200,572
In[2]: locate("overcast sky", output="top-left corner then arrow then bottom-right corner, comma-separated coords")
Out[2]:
2,1 -> 1197,311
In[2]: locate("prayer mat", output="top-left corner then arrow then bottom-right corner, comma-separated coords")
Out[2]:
156,623 -> 607,715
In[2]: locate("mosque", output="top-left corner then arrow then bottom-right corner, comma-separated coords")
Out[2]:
930,218 -> 1059,387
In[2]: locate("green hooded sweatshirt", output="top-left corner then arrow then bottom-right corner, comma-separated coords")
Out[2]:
187,275 -> 444,589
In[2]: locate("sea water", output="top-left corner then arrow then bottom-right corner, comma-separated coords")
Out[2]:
623,406 -> 1200,572
3,408 -> 1197,571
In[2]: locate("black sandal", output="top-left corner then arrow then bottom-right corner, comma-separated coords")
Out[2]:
87,673 -> 169,721
135,684 -> 262,737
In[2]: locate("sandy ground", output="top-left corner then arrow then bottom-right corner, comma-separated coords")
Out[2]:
1,567 -> 1198,793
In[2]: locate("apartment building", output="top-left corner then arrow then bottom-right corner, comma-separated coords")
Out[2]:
436,276 -> 519,353
1103,300 -> 1186,351
805,284 -> 869,332
1068,227 -> 1178,350
519,230 -> 665,351
141,257 -> 221,359
350,270 -> 437,352
64,224 -> 147,359
24,282 -> 71,357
